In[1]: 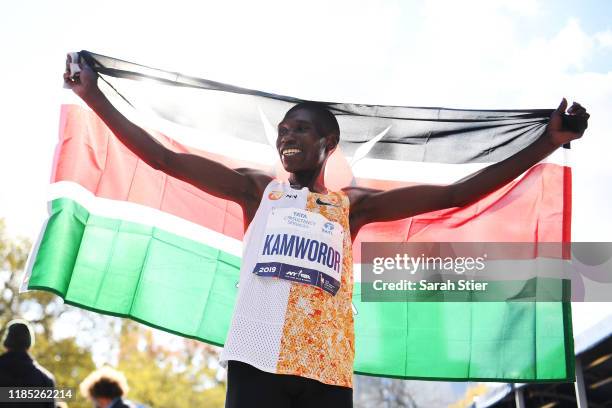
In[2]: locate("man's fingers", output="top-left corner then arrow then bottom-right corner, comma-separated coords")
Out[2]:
567,102 -> 584,114
568,105 -> 588,118
63,72 -> 76,83
568,106 -> 586,115
63,72 -> 74,88
557,97 -> 568,113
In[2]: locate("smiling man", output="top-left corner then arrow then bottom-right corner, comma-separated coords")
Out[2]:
64,54 -> 589,408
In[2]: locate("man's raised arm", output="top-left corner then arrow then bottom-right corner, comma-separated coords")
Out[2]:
63,54 -> 272,209
347,98 -> 589,237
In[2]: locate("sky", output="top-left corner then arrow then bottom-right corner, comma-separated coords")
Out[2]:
1,0 -> 611,242
1,0 -> 612,361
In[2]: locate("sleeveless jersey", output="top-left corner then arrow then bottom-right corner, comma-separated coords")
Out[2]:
219,180 -> 355,388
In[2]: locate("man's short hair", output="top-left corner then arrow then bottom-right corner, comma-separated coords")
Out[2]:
2,319 -> 34,351
80,366 -> 129,400
285,102 -> 340,147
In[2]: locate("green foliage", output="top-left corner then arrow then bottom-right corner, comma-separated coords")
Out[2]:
32,336 -> 96,408
117,321 -> 226,408
0,219 -> 58,333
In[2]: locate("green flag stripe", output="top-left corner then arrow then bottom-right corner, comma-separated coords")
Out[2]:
353,297 -> 574,381
29,198 -> 241,346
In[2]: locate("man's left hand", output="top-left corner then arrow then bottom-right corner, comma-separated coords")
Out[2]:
546,98 -> 589,147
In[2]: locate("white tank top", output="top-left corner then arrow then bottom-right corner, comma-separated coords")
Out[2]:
220,180 -> 354,388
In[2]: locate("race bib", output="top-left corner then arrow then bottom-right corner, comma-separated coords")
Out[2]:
252,207 -> 344,295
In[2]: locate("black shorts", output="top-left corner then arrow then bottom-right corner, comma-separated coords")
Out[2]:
225,360 -> 353,408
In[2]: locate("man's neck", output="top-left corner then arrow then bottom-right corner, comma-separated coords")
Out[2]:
288,168 -> 327,193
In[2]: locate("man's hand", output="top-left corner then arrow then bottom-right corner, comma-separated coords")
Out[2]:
63,53 -> 100,101
545,98 -> 590,147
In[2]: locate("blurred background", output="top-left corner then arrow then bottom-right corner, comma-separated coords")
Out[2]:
1,0 -> 611,406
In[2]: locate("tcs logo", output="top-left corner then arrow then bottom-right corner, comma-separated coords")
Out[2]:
268,191 -> 283,200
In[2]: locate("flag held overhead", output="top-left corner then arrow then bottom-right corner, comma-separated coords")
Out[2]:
25,50 -> 574,382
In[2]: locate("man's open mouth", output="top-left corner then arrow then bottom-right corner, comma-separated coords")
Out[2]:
282,148 -> 302,157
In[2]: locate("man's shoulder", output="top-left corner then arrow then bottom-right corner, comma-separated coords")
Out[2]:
0,352 -> 54,387
0,350 -> 29,366
234,167 -> 273,180
234,168 -> 274,196
113,398 -> 144,408
340,186 -> 381,206
32,359 -> 55,386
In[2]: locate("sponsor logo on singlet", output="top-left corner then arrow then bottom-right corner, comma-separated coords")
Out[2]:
268,191 -> 298,200
268,191 -> 283,200
316,197 -> 340,207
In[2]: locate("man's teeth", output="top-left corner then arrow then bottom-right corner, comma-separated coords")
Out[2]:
283,148 -> 301,156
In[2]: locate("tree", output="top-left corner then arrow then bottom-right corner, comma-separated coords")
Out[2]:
0,219 -> 60,333
116,321 -> 225,407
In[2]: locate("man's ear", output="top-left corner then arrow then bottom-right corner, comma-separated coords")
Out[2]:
326,143 -> 337,155
326,134 -> 339,153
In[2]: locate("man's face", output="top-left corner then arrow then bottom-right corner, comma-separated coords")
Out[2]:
277,109 -> 329,173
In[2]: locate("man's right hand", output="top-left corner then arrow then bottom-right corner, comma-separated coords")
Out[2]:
63,53 -> 100,101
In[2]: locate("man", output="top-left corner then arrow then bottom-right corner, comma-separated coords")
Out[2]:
79,366 -> 137,408
0,319 -> 55,408
64,55 -> 589,408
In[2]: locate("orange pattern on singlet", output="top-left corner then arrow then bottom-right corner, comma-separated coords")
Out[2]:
275,190 -> 354,388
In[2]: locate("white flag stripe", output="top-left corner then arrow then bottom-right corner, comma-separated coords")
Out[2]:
47,181 -> 243,257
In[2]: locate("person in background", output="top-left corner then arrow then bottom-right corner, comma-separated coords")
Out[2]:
80,366 -> 139,408
0,319 -> 56,408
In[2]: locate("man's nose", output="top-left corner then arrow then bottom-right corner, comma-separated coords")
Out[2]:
279,132 -> 298,145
